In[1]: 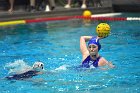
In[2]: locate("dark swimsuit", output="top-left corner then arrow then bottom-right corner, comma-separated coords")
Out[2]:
82,55 -> 101,68
5,70 -> 39,80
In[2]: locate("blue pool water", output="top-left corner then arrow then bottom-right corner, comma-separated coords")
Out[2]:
0,13 -> 140,93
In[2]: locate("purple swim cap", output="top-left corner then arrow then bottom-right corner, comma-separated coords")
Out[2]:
88,37 -> 101,51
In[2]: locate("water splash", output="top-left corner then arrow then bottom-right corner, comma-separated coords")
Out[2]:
4,60 -> 32,74
54,65 -> 70,71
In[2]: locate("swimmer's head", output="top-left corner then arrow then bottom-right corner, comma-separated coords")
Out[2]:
88,37 -> 101,51
32,62 -> 44,71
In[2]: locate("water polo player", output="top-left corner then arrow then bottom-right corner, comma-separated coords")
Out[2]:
80,36 -> 114,69
5,62 -> 44,80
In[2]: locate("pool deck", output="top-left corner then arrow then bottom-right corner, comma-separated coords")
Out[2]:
0,3 -> 140,22
0,6 -> 114,22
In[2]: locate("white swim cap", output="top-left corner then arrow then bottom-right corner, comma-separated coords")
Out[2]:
32,62 -> 44,71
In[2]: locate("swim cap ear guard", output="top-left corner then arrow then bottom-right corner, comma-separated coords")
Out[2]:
88,37 -> 101,51
32,62 -> 44,71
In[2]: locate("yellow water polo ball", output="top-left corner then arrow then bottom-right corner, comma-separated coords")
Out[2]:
96,23 -> 111,37
83,10 -> 92,17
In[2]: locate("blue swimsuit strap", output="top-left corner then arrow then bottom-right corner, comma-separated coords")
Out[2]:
92,56 -> 101,67
82,55 -> 101,68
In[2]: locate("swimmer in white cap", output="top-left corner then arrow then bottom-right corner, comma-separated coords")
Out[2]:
5,61 -> 44,80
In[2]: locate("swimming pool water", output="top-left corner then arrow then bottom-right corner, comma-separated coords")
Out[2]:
0,13 -> 140,93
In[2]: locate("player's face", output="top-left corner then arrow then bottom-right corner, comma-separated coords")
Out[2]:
88,44 -> 98,55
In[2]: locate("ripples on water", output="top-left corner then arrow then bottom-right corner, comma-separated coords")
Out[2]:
0,13 -> 140,93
